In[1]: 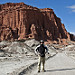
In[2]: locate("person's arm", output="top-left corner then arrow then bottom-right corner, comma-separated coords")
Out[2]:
44,45 -> 49,54
34,45 -> 40,55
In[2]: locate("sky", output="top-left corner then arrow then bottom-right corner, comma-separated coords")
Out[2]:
0,0 -> 75,35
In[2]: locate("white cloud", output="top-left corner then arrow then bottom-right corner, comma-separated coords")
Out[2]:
70,32 -> 75,35
72,10 -> 75,12
67,5 -> 75,9
67,5 -> 75,12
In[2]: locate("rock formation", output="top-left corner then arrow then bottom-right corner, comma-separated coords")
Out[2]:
0,2 -> 74,44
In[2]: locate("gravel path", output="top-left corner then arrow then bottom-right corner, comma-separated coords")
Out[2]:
0,57 -> 37,75
24,52 -> 75,75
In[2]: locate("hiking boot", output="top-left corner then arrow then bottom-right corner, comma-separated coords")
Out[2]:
38,70 -> 40,73
42,70 -> 46,72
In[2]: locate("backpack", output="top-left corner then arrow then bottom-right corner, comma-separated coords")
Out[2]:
38,44 -> 45,57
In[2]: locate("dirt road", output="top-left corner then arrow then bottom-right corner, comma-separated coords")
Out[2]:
23,52 -> 75,75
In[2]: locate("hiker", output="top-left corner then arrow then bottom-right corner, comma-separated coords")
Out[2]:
35,40 -> 49,72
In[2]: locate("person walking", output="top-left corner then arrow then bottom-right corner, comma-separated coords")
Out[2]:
35,40 -> 49,72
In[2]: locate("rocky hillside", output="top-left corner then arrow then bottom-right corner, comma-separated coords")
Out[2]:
0,2 -> 74,44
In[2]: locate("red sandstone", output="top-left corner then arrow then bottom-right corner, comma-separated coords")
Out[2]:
0,2 -> 74,44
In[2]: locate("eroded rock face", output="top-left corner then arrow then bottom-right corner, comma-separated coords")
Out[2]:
0,2 -> 74,44
0,25 -> 18,41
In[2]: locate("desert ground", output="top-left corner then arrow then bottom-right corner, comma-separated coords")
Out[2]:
0,39 -> 75,75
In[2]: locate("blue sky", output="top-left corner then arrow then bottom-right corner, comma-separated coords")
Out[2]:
0,0 -> 75,35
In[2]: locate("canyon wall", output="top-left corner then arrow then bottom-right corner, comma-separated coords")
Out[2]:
0,2 -> 73,44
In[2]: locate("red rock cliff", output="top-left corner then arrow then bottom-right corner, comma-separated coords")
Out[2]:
0,2 -> 72,44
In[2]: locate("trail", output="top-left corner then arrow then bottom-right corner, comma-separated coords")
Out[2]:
22,52 -> 75,75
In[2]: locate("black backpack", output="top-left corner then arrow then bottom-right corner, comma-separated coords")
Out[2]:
38,44 -> 46,57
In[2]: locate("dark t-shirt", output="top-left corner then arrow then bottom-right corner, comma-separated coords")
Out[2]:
37,44 -> 47,57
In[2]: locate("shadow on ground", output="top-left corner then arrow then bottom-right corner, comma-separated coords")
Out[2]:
46,68 -> 75,72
